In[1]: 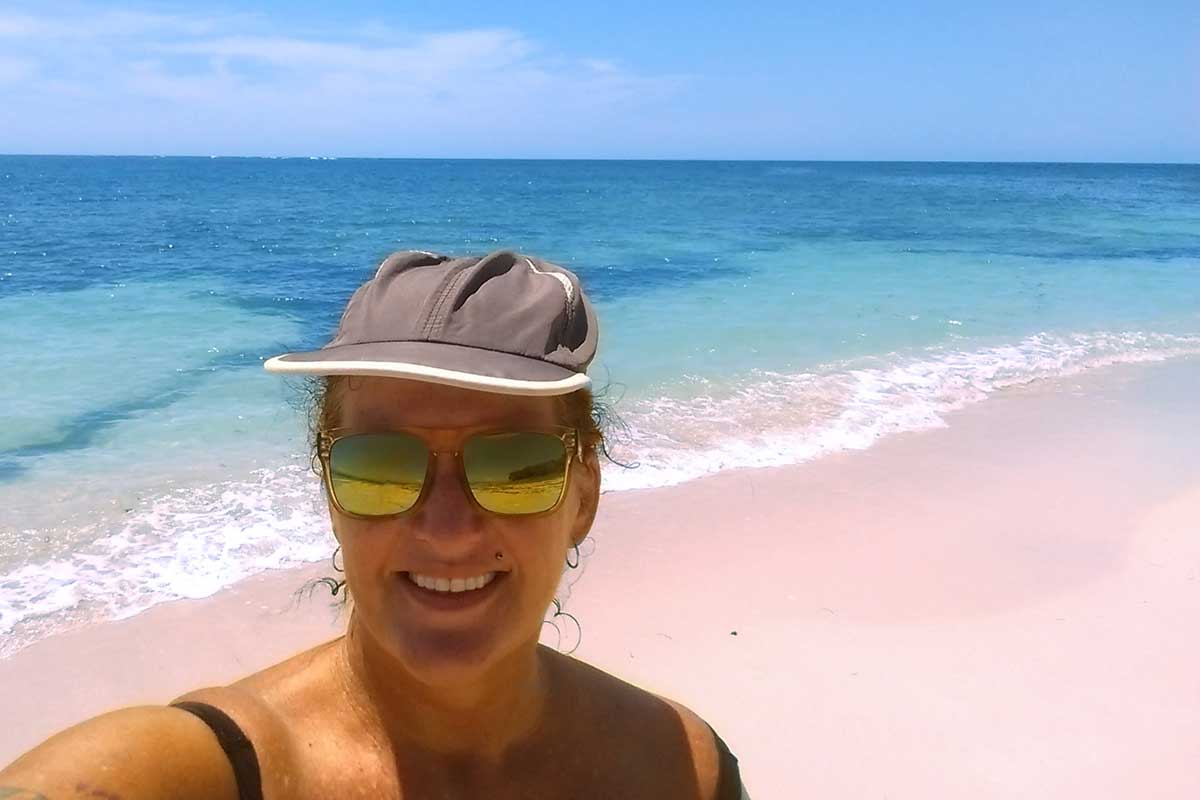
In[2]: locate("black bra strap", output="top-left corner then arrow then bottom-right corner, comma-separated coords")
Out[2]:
172,701 -> 264,800
706,723 -> 744,800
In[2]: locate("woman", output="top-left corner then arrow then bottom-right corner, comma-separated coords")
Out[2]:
0,250 -> 747,799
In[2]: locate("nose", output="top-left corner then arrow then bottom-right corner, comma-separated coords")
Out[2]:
408,450 -> 488,556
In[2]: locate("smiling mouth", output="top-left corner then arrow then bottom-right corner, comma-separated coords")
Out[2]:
406,571 -> 497,593
398,570 -> 508,610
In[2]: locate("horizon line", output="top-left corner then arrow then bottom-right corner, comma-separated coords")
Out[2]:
1,153 -> 1197,166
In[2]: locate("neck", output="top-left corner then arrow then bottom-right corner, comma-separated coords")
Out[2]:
336,615 -> 551,762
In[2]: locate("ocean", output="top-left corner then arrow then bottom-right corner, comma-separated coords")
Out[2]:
2,157 -> 1198,656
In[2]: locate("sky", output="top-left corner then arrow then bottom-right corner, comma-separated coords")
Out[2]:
0,1 -> 1196,161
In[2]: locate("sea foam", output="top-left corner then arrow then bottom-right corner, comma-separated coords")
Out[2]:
600,330 -> 1200,491
0,464 -> 335,658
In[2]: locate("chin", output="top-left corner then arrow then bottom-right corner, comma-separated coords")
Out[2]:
386,623 -> 515,684
351,572 -> 547,684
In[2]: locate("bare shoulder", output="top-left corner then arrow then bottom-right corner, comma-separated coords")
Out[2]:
657,697 -> 725,798
0,705 -> 242,800
0,638 -> 344,800
175,636 -> 339,720
169,638 -> 348,797
545,649 -> 725,800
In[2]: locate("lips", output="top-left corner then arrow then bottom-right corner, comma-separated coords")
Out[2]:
397,570 -> 508,613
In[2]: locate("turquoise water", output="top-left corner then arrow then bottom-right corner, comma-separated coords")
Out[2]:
2,157 -> 1198,652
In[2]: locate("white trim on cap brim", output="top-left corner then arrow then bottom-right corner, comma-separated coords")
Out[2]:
263,355 -> 591,397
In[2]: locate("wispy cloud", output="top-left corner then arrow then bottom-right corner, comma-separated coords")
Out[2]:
0,8 -> 685,156
0,9 -> 228,39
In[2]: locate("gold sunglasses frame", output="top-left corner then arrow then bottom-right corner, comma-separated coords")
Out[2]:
317,426 -> 581,519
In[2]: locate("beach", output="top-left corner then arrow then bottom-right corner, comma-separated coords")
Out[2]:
2,9 -> 1196,795
5,158 -> 1200,654
4,356 -> 1197,798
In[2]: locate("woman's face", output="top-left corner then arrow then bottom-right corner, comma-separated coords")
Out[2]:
329,376 -> 600,685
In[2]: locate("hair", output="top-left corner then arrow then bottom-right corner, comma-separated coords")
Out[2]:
294,374 -> 623,605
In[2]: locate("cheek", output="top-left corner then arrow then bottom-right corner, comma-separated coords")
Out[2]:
505,519 -> 573,604
333,518 -> 393,591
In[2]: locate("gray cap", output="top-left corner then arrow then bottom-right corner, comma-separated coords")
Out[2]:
264,250 -> 598,396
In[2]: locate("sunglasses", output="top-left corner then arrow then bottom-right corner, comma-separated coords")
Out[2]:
317,427 -> 580,518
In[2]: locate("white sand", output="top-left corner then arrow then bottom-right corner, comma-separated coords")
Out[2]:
3,358 -> 1199,798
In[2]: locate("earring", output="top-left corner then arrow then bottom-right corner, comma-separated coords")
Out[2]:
541,598 -> 582,655
565,542 -> 580,570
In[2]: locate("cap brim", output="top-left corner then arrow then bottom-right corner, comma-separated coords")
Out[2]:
263,340 -> 590,397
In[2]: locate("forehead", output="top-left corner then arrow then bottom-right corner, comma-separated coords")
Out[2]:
336,376 -> 560,430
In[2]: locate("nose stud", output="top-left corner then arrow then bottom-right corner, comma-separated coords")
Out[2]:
495,552 -> 505,561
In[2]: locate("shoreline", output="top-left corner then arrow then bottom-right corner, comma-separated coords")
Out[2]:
3,356 -> 1199,796
6,334 -> 1200,652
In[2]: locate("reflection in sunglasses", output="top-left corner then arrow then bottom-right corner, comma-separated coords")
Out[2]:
470,475 -> 566,514
326,431 -> 573,516
333,478 -> 423,515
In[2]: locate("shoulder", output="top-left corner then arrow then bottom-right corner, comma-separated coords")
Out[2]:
168,680 -> 315,800
545,650 -> 729,800
175,636 -> 342,739
0,704 -> 245,800
658,697 -> 728,799
0,640 -> 344,800
168,640 -> 348,797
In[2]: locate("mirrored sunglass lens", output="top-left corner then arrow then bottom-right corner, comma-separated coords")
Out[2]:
328,433 -> 428,515
464,432 -> 568,515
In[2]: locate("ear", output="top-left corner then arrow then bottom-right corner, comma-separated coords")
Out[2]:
569,450 -> 601,547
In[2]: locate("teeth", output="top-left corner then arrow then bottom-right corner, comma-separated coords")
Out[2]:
408,572 -> 496,594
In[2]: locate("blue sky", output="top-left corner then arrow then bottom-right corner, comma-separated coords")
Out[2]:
0,1 -> 1196,161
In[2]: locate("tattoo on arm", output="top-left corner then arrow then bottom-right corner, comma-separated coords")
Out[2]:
0,787 -> 50,799
0,782 -> 123,800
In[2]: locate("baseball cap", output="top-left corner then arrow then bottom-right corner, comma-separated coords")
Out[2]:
263,249 -> 597,396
